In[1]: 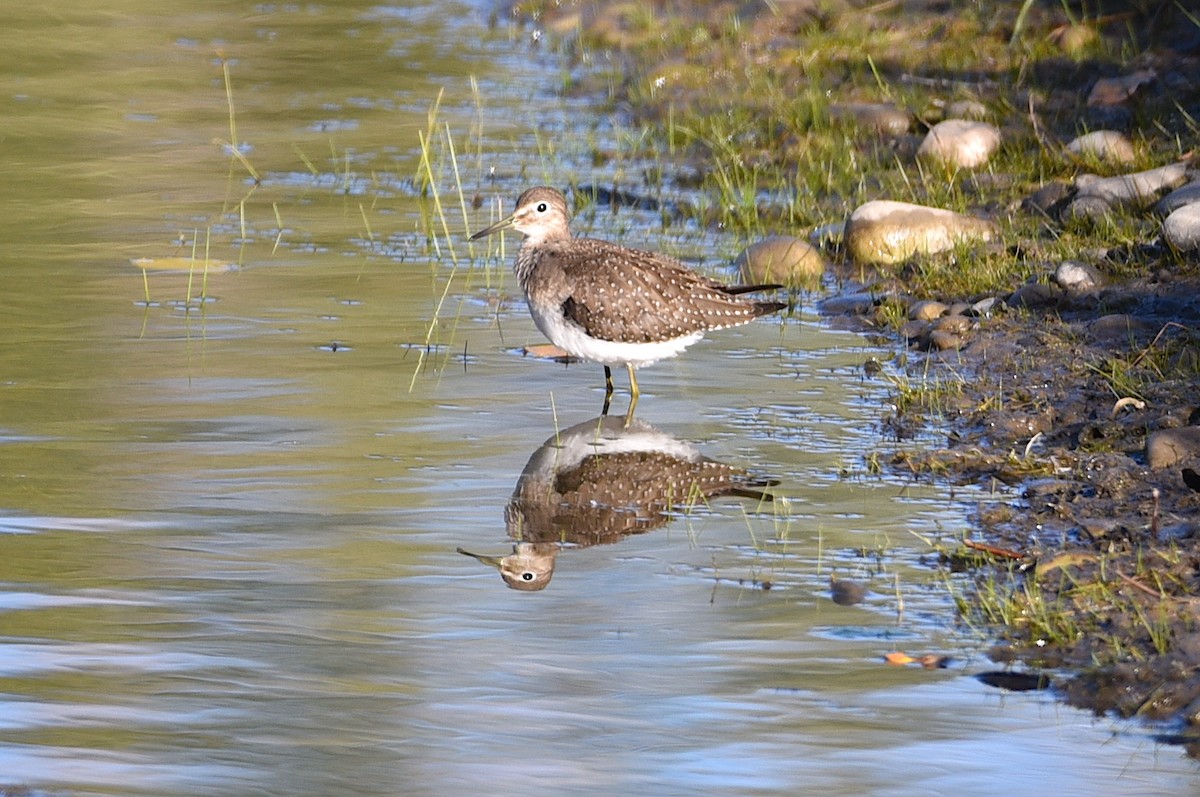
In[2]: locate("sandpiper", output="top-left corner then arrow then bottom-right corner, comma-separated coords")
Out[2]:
470,186 -> 785,415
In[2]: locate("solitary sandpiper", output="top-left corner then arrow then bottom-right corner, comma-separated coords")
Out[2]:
470,187 -> 786,415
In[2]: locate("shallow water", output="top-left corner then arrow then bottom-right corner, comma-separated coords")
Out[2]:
0,2 -> 1195,795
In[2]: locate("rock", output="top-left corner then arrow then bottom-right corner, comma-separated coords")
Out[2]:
809,222 -> 844,248
828,102 -> 911,136
1087,313 -> 1151,344
918,119 -> 1002,168
1023,181 -> 1073,217
844,200 -> 998,266
1008,282 -> 1062,309
1073,162 -> 1189,210
909,299 -> 948,321
900,319 -> 929,342
1146,427 -> 1200,469
735,235 -> 826,287
929,329 -> 965,351
1053,24 -> 1099,55
1087,70 -> 1156,107
1063,194 -> 1115,222
830,575 -> 866,606
968,296 -> 1003,316
934,315 -> 972,334
1163,203 -> 1200,252
1054,260 -> 1103,292
1155,181 -> 1200,217
945,99 -> 990,120
1065,130 -> 1136,165
820,292 -> 875,316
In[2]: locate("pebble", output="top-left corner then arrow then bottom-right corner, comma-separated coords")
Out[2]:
827,102 -> 911,136
1008,282 -> 1062,308
830,575 -> 866,606
1087,313 -> 1151,343
1053,24 -> 1098,55
1053,260 -> 1103,292
1146,427 -> 1200,469
1023,181 -> 1073,216
1087,70 -> 1156,107
1155,181 -> 1200,217
1065,130 -> 1136,164
918,119 -> 1002,168
934,315 -> 972,334
968,296 -> 1003,316
809,222 -> 844,248
929,329 -> 965,351
1163,203 -> 1200,252
819,292 -> 876,316
945,99 -> 990,120
909,299 -> 948,321
735,235 -> 826,287
844,200 -> 997,266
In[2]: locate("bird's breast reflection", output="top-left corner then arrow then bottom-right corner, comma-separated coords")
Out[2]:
458,415 -> 777,591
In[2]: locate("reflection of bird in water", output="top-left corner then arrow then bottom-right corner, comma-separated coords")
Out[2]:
469,186 -> 785,418
458,415 -> 777,591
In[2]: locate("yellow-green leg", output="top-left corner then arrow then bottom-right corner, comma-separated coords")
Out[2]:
624,363 -> 639,426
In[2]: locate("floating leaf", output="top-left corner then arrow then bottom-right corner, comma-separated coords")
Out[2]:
522,343 -> 575,361
884,651 -> 916,665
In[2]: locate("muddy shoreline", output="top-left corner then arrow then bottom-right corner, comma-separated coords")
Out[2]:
500,0 -> 1200,751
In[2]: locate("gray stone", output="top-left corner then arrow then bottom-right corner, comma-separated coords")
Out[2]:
1155,181 -> 1200,217
828,102 -> 911,136
1063,193 -> 1114,222
1146,427 -> 1200,469
1054,260 -> 1103,292
1087,313 -> 1151,344
1073,162 -> 1189,210
929,329 -> 966,351
1163,203 -> 1200,252
945,99 -> 990,120
1008,282 -> 1062,308
968,296 -> 1003,316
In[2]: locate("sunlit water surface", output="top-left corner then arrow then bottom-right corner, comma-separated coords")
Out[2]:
0,2 -> 1195,795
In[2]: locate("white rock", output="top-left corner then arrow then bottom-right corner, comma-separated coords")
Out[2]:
918,119 -> 1001,168
1065,130 -> 1136,164
844,200 -> 997,266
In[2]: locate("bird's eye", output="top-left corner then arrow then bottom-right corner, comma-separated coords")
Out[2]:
521,572 -> 534,581
536,203 -> 547,212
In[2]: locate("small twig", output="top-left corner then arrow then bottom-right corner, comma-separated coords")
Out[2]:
1113,568 -> 1164,599
1128,322 -> 1194,369
1111,396 -> 1146,418
963,539 -> 1026,560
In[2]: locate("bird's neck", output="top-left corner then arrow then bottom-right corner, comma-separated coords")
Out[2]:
514,231 -> 569,288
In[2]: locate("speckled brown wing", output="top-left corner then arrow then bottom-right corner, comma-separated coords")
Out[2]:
539,237 -> 782,344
